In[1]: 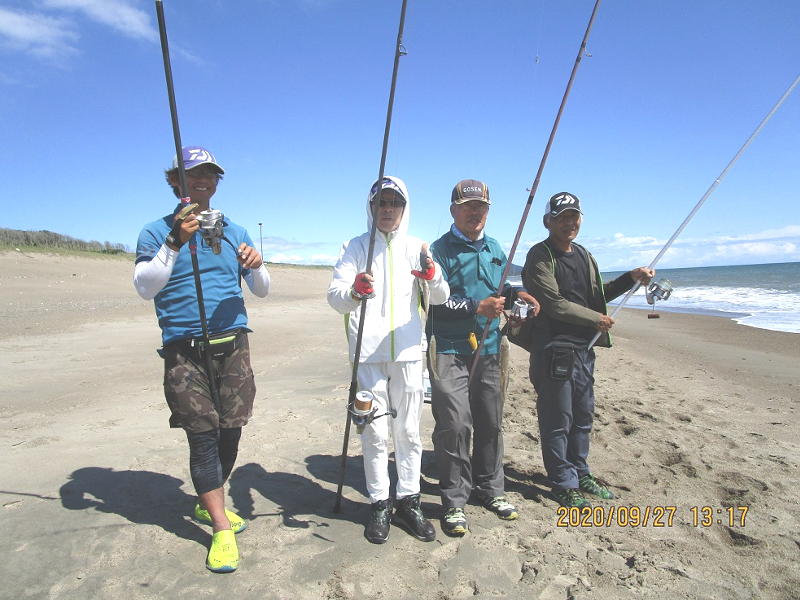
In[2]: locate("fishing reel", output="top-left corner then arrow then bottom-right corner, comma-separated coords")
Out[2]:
645,278 -> 673,319
348,391 -> 397,434
509,299 -> 531,335
196,209 -> 225,254
646,278 -> 673,304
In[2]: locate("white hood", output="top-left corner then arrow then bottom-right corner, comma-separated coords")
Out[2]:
366,175 -> 410,238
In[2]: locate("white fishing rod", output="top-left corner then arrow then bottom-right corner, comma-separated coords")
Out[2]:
589,72 -> 800,349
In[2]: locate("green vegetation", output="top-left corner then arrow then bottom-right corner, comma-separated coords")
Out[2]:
0,228 -> 337,269
0,228 -> 133,259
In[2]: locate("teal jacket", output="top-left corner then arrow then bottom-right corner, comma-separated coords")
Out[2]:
427,229 -> 509,355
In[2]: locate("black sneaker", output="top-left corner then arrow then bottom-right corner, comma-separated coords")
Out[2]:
553,487 -> 591,509
365,498 -> 392,544
392,494 -> 436,542
579,473 -> 615,499
479,495 -> 518,520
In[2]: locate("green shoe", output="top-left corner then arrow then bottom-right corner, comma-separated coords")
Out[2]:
194,503 -> 247,534
480,495 -> 518,520
206,529 -> 239,573
553,487 -> 591,509
579,473 -> 616,500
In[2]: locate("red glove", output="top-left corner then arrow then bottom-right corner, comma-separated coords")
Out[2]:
411,254 -> 436,280
352,273 -> 375,300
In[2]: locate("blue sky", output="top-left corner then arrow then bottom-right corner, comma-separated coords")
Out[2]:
2,0 -> 798,270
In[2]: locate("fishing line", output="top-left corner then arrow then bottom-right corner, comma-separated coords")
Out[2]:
588,71 -> 800,349
333,0 -> 410,513
469,0 -> 603,381
529,0 -> 545,94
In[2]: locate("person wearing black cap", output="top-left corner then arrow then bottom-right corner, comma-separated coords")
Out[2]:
521,192 -> 654,510
133,146 -> 270,572
426,179 -> 539,536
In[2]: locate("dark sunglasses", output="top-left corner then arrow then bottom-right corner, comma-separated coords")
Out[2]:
371,198 -> 406,208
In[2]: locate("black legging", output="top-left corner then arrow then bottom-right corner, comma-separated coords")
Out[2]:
185,427 -> 242,495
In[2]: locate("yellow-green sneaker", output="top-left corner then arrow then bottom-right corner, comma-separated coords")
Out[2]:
206,529 -> 239,573
194,503 -> 247,534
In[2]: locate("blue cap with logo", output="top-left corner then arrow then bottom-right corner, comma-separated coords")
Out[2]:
171,145 -> 225,174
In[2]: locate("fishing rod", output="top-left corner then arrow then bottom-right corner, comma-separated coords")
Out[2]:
588,71 -> 800,349
155,0 -> 221,413
333,0 -> 409,513
469,0 -> 602,380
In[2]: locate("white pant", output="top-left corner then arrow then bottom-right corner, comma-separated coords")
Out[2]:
357,361 -> 424,503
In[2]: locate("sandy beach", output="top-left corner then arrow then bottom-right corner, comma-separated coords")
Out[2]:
1,251 -> 798,600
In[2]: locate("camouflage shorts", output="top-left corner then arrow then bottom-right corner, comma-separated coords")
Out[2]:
162,330 -> 256,433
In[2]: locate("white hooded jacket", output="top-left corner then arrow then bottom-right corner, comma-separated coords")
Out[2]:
327,176 -> 449,363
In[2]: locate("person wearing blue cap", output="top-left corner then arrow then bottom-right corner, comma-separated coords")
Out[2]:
328,176 -> 450,544
133,146 -> 270,572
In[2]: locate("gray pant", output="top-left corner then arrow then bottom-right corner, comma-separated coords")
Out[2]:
529,346 -> 595,489
430,353 -> 505,508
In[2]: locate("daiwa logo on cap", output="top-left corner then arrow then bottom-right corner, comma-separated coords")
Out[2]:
173,145 -> 225,174
546,192 -> 582,217
554,193 -> 576,207
188,148 -> 212,163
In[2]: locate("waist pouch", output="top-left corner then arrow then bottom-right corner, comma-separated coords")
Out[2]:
171,329 -> 242,361
549,342 -> 575,381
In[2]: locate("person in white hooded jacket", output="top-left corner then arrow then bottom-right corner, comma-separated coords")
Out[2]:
328,176 -> 450,544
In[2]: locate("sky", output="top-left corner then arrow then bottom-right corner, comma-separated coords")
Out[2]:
1,0 -> 798,270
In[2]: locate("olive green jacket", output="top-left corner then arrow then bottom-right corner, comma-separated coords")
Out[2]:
521,240 -> 635,350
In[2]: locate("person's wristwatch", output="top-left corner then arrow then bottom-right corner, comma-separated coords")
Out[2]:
166,227 -> 184,250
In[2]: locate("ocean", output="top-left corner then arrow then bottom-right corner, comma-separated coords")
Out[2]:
508,261 -> 800,335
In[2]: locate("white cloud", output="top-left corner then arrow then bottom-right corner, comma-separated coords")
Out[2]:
310,254 -> 338,266
0,1 -> 157,63
591,227 -> 800,270
709,226 -> 800,243
268,253 -> 305,264
0,7 -> 79,60
267,252 -> 336,266
42,0 -> 156,42
611,232 -> 659,247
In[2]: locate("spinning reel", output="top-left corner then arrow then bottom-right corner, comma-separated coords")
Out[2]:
348,391 -> 397,434
196,209 -> 226,254
645,278 -> 673,319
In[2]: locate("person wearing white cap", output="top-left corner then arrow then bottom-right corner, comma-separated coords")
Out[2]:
133,146 -> 270,572
522,192 -> 653,511
328,176 -> 450,544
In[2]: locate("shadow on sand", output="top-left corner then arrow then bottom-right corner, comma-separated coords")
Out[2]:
59,466 -> 207,544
